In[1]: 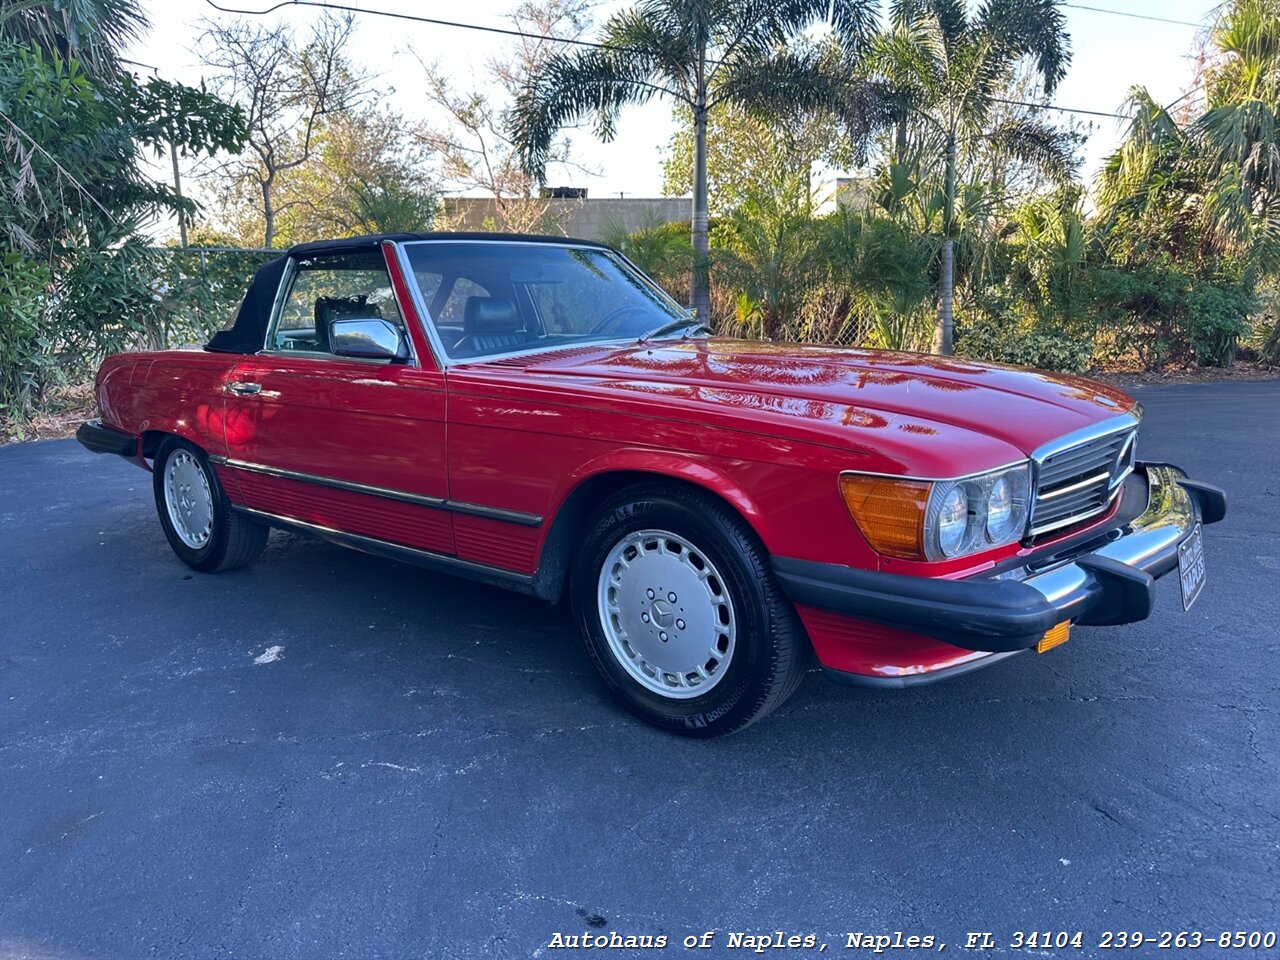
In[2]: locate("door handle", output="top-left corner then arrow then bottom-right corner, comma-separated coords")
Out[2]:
226,381 -> 262,395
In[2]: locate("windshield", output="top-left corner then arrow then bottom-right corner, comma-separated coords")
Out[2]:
402,241 -> 694,360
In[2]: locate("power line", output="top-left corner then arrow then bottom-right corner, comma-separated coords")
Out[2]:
203,0 -> 639,54
207,0 -> 1212,52
206,0 -> 1149,123
992,96 -> 1132,120
1062,3 -> 1206,28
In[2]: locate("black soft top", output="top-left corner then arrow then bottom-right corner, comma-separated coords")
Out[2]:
204,231 -> 610,354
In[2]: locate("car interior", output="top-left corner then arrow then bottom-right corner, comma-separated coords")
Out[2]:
416,259 -> 685,361
271,253 -> 406,355
271,244 -> 692,363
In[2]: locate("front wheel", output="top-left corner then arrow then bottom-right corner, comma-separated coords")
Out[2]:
571,484 -> 808,736
152,437 -> 268,572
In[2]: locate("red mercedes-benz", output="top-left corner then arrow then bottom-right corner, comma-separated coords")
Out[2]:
77,233 -> 1225,735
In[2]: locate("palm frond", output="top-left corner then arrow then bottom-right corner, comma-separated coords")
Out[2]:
1195,97 -> 1280,195
974,0 -> 1071,93
512,46 -> 683,179
890,0 -> 968,49
712,49 -> 889,154
604,8 -> 698,87
987,114 -> 1076,182
867,22 -> 946,109
0,0 -> 147,78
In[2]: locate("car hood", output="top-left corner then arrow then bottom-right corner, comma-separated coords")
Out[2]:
463,339 -> 1136,475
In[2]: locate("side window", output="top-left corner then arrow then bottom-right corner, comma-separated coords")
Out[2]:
271,251 -> 403,355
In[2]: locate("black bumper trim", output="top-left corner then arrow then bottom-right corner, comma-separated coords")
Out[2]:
775,463 -> 1216,655
774,556 -> 1072,651
76,420 -> 137,457
1178,478 -> 1227,525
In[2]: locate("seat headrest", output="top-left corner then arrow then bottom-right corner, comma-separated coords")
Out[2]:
316,295 -> 379,325
463,296 -> 521,334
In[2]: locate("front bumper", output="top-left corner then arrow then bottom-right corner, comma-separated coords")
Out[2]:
774,463 -> 1225,681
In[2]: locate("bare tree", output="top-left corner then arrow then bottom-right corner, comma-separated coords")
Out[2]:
414,0 -> 593,233
268,107 -> 439,239
197,12 -> 366,247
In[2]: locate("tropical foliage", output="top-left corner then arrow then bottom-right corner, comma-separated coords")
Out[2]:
612,0 -> 1276,373
5,0 -> 1280,439
511,0 -> 884,321
0,1 -> 245,424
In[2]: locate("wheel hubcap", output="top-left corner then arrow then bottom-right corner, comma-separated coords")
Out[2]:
164,450 -> 213,549
597,529 -> 736,699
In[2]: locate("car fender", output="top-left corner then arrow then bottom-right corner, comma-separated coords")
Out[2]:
560,447 -> 777,548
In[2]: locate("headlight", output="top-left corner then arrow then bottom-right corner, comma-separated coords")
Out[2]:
839,463 -> 1031,561
934,484 -> 972,557
986,474 -> 1017,542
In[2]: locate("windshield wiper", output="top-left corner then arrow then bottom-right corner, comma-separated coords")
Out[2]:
638,317 -> 711,344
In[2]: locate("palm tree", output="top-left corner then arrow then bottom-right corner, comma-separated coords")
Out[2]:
511,0 -> 882,322
713,171 -> 823,339
1095,87 -> 1196,263
0,0 -> 146,78
869,0 -> 1073,354
1191,0 -> 1280,270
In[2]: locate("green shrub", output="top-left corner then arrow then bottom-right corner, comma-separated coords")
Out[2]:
1185,283 -> 1252,367
956,307 -> 1094,373
0,254 -> 55,421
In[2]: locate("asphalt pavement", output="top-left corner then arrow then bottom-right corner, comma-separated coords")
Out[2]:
1,380 -> 1277,960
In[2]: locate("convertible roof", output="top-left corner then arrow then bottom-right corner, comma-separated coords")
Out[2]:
288,231 -> 610,257
205,255 -> 288,355
204,232 -> 612,354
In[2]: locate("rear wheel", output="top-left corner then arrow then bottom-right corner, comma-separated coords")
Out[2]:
571,484 -> 807,736
153,437 -> 267,572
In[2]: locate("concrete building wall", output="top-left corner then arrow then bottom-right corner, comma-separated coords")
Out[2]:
444,197 -> 690,239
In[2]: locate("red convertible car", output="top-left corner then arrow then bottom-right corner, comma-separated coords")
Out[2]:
78,232 -> 1226,735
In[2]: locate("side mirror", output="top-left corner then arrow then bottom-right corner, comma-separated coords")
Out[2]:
329,318 -> 409,362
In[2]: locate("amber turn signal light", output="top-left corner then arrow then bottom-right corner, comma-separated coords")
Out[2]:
838,475 -> 931,560
1037,621 -> 1071,654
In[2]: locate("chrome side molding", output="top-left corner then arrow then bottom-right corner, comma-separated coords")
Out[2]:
234,507 -> 539,594
210,456 -> 543,527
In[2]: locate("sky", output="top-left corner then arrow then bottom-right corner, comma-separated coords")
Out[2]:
128,0 -> 1222,240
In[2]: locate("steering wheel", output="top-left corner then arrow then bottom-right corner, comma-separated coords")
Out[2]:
587,305 -> 652,336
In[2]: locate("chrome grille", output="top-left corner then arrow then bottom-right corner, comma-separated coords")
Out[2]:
1029,423 -> 1137,537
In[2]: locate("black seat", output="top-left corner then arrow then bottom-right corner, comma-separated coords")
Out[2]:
454,296 -> 532,354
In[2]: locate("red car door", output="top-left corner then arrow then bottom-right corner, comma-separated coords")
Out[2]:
219,243 -> 453,556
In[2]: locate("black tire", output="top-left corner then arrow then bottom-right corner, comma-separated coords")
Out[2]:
570,483 -> 808,737
152,437 -> 268,573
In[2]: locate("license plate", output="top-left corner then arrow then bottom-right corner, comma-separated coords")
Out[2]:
1178,523 -> 1207,611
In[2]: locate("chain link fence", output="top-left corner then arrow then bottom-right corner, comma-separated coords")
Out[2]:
151,246 -> 280,349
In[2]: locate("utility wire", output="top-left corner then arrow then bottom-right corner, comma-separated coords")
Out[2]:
992,96 -> 1132,120
206,0 -> 1149,123
203,0 -> 644,54
1062,3 -> 1206,28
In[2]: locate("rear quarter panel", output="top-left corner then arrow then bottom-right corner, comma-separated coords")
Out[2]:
96,350 -> 238,459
